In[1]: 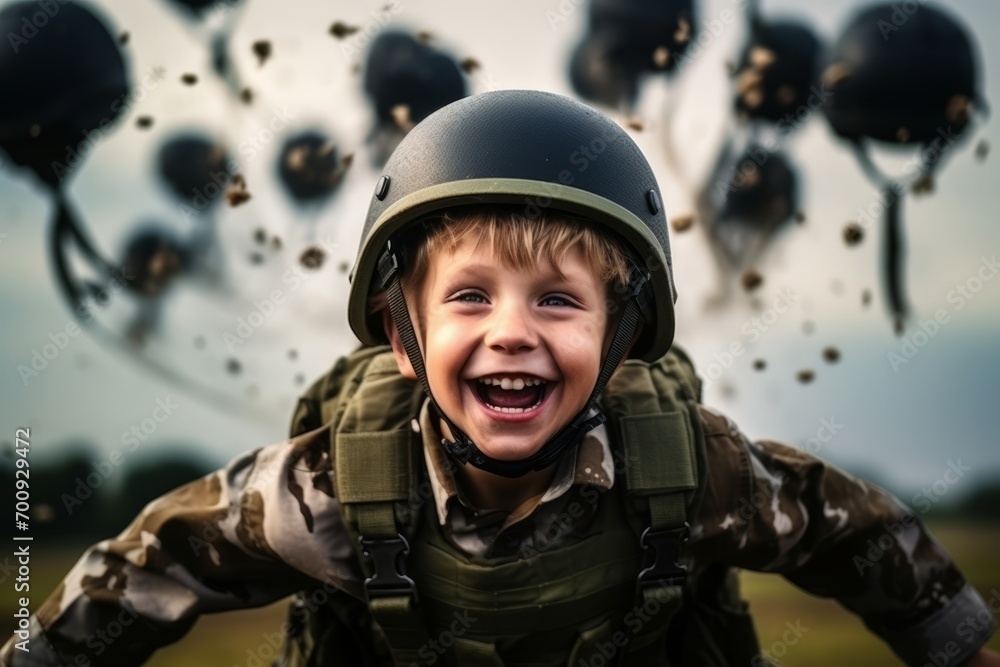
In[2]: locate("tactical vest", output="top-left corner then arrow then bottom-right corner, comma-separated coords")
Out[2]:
275,346 -> 763,667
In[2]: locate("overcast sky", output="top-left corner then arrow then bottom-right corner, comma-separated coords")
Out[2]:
1,0 -> 998,501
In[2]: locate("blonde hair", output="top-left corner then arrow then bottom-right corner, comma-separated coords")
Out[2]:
368,205 -> 634,317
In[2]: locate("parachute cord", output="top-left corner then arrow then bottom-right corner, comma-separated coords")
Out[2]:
50,197 -> 85,309
47,191 -> 279,425
883,185 -> 907,334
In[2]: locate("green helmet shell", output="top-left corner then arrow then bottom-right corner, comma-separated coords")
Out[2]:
348,89 -> 676,362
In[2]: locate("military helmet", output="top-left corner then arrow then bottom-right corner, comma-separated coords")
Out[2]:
348,89 -> 676,363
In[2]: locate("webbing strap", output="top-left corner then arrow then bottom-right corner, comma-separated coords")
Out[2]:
336,431 -> 412,504
368,596 -> 431,665
621,413 -> 697,494
611,364 -> 699,653
356,503 -> 398,539
453,637 -> 506,666
648,493 -> 687,527
356,505 -> 434,666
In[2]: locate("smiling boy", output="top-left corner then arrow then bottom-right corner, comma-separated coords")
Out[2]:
4,90 -> 999,667
380,208 -> 633,512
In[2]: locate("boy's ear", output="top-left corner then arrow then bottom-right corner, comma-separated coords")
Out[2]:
382,308 -> 418,380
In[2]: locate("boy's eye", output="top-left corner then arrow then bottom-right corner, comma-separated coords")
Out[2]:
454,291 -> 488,304
540,295 -> 574,307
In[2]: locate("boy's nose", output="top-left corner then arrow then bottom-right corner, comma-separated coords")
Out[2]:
484,303 -> 539,353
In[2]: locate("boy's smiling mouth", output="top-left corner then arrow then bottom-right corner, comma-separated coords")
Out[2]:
468,375 -> 552,416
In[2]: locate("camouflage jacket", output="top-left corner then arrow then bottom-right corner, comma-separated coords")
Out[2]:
2,353 -> 996,667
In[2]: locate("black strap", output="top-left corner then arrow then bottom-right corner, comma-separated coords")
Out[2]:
849,137 -> 960,335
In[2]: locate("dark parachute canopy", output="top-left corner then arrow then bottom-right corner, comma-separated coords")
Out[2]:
120,225 -> 190,299
822,3 -> 980,145
569,0 -> 697,109
157,134 -> 232,210
0,1 -> 129,187
364,31 -> 466,128
820,2 -> 984,331
699,143 -> 799,269
0,1 -> 130,310
733,19 -> 823,126
363,31 -> 467,165
161,0 -> 221,19
277,131 -> 350,207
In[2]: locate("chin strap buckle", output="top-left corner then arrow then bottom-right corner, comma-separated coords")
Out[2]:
360,534 -> 418,602
442,437 -> 472,464
637,524 -> 690,589
377,241 -> 401,290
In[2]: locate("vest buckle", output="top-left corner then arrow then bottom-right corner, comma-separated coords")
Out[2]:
359,534 -> 418,602
637,524 -> 690,589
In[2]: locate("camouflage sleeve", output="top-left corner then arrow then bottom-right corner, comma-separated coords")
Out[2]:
0,426 -> 365,667
687,406 -> 997,667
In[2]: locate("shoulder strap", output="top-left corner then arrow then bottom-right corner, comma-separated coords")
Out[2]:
601,343 -> 708,653
292,345 -> 432,666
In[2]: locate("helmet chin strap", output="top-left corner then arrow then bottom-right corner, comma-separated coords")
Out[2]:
377,239 -> 650,479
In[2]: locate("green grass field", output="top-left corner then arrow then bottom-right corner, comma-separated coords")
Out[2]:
5,521 -> 998,666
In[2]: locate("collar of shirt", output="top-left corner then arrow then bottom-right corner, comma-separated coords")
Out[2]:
417,399 -> 616,528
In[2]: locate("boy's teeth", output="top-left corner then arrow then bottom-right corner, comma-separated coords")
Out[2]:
484,399 -> 543,414
477,377 -> 545,387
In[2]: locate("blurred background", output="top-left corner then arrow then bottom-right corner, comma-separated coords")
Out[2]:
0,0 -> 997,664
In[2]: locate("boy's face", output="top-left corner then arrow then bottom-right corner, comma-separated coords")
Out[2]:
386,237 -> 610,463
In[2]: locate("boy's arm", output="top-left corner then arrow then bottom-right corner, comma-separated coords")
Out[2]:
1,426 -> 365,667
687,406 -> 997,667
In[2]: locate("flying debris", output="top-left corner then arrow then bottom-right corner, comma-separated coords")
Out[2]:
252,40 -> 272,67
226,174 -> 251,207
330,22 -> 360,38
741,268 -> 763,292
300,246 -> 326,270
843,223 -> 864,246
